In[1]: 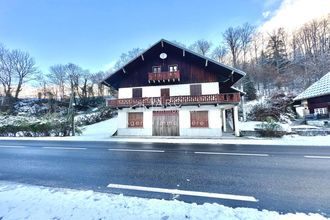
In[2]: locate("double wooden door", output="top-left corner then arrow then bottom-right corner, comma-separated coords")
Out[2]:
152,110 -> 179,136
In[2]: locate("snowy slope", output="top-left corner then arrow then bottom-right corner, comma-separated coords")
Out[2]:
76,117 -> 117,140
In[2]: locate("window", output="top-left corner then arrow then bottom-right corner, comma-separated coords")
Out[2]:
161,88 -> 170,97
132,88 -> 142,98
314,107 -> 328,115
190,111 -> 209,128
152,66 -> 161,73
190,84 -> 202,96
128,112 -> 143,128
169,65 -> 178,72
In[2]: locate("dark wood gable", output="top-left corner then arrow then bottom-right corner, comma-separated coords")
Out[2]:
103,39 -> 245,90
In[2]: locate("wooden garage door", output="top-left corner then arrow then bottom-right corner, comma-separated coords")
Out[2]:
152,110 -> 179,136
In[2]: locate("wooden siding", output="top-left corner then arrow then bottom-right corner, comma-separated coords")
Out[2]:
307,95 -> 330,114
110,45 -> 221,88
152,110 -> 179,136
128,112 -> 143,128
190,111 -> 209,128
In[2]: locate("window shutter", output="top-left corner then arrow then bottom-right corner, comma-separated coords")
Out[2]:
190,111 -> 208,128
128,112 -> 143,128
132,88 -> 142,98
190,84 -> 202,96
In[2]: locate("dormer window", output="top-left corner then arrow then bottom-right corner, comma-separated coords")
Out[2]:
169,65 -> 178,72
152,66 -> 161,73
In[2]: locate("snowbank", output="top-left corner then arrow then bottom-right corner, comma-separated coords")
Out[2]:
0,181 -> 327,220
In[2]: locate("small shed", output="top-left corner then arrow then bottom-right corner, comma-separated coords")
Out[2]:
294,72 -> 330,118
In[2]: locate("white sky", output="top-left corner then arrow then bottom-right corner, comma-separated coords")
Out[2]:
260,0 -> 330,33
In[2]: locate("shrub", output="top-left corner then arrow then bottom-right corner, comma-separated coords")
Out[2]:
247,92 -> 296,122
0,115 -> 81,137
255,117 -> 286,137
76,107 -> 115,126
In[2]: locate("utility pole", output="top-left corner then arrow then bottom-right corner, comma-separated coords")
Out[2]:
68,92 -> 75,136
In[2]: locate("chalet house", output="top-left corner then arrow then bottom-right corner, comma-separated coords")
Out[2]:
102,39 -> 246,137
294,72 -> 330,119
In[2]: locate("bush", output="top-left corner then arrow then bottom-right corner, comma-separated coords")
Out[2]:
0,115 -> 81,137
76,107 -> 115,126
255,117 -> 287,137
247,92 -> 296,122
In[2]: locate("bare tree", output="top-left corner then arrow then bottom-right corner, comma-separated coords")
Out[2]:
79,69 -> 91,100
0,45 -> 14,98
189,39 -> 212,56
48,64 -> 67,99
239,23 -> 255,65
66,63 -> 83,105
10,49 -> 38,99
212,45 -> 227,63
223,26 -> 242,67
91,71 -> 106,97
114,48 -> 144,70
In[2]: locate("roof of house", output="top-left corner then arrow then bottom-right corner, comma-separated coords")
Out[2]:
294,72 -> 330,101
101,39 -> 246,88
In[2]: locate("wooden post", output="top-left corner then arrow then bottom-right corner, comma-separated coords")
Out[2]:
233,106 -> 239,137
68,92 -> 75,136
222,109 -> 226,132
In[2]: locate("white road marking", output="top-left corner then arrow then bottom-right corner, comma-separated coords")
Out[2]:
0,145 -> 26,148
107,183 -> 258,202
194,152 -> 269,157
42,147 -> 87,150
108,149 -> 164,153
304,155 -> 330,159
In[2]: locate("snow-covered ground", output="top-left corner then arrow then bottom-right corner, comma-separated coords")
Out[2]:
0,117 -> 329,146
239,121 -> 292,132
0,181 -> 327,220
75,117 -> 117,140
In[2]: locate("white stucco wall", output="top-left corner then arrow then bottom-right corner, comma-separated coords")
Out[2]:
118,88 -> 132,99
117,109 -> 152,136
118,82 -> 219,99
116,105 -> 224,137
179,106 -> 222,137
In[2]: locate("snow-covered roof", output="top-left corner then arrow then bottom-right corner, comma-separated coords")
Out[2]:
294,72 -> 330,101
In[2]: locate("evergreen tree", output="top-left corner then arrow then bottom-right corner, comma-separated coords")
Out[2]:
265,28 -> 290,74
243,74 -> 257,101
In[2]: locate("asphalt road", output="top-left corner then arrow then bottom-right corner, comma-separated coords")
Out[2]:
0,140 -> 330,216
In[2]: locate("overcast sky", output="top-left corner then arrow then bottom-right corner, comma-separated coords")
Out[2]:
0,0 -> 329,73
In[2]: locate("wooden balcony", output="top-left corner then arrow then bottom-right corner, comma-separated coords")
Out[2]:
148,71 -> 180,83
107,93 -> 240,108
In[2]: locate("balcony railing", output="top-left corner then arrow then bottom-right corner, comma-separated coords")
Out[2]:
148,71 -> 180,83
107,93 -> 240,108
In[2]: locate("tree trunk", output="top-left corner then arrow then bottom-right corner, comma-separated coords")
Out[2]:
14,80 -> 22,100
